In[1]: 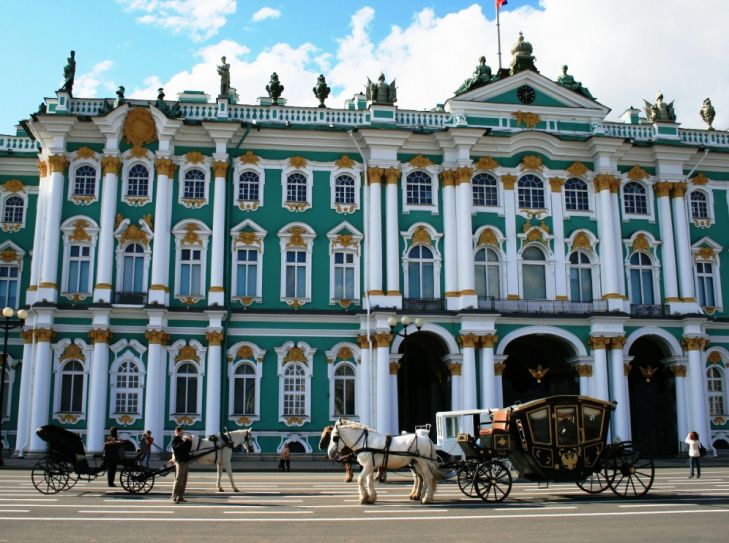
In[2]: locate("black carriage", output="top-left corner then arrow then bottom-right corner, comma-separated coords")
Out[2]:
436,395 -> 655,502
31,425 -> 139,494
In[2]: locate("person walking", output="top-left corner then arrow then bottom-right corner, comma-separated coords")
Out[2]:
280,443 -> 291,472
171,426 -> 193,503
103,427 -> 123,487
685,431 -> 703,479
141,430 -> 153,468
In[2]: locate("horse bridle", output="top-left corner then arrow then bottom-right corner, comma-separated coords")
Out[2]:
330,421 -> 368,456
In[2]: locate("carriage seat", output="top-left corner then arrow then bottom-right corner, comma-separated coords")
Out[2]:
479,409 -> 510,437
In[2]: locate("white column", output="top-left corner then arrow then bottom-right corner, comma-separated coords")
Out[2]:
669,363 -> 689,452
594,176 -> 618,297
549,178 -> 568,300
374,333 -> 391,433
209,161 -> 228,306
672,184 -> 695,302
590,337 -> 610,402
27,162 -> 49,305
456,168 -> 477,308
493,356 -> 506,408
143,332 -> 166,446
86,330 -> 112,452
608,337 -> 631,441
685,338 -> 711,451
460,334 -> 478,410
450,362 -> 462,412
38,156 -> 68,302
389,357 -> 400,434
384,168 -> 401,297
573,362 -> 592,396
14,331 -> 35,456
357,335 -> 372,427
441,170 -> 459,300
479,334 -> 498,409
655,183 -> 679,302
205,331 -> 223,436
609,183 -> 626,297
148,159 -> 174,305
29,330 -> 54,452
368,170 -> 384,296
502,176 -> 519,299
93,157 -> 121,303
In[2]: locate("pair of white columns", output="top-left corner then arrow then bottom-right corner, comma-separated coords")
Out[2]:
208,161 -> 229,305
588,336 -> 630,440
367,168 -> 401,297
26,161 -> 49,305
656,182 -> 695,302
594,176 -> 623,299
93,157 -> 121,303
36,156 -> 69,303
148,158 -> 175,305
479,335 -> 501,409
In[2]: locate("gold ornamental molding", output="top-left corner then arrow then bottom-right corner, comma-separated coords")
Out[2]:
669,365 -> 687,378
696,246 -> 716,260
707,351 -> 723,365
593,174 -> 615,192
441,169 -> 456,187
48,155 -> 69,173
477,228 -> 498,246
155,158 -> 176,177
493,362 -> 505,376
337,347 -> 353,361
335,155 -> 356,169
626,165 -> 649,181
120,224 -> 149,247
236,345 -> 254,360
35,328 -> 56,343
212,160 -> 229,178
567,162 -> 589,178
501,174 -> 516,190
57,414 -> 80,424
145,330 -> 169,345
654,181 -> 673,198
37,160 -> 48,177
409,155 -> 433,169
240,150 -> 260,165
571,231 -> 592,251
575,364 -> 593,377
384,167 -> 400,185
76,146 -> 97,159
185,151 -> 205,164
236,416 -> 252,426
176,344 -> 200,363
682,337 -> 707,351
288,156 -> 307,169
206,331 -> 225,346
374,332 -> 392,348
631,233 -> 651,252
149,284 -> 169,292
61,343 -> 85,362
102,155 -> 122,175
475,156 -> 499,171
367,167 -> 384,185
182,223 -> 202,245
691,172 -> 709,185
448,363 -> 462,376
520,155 -> 543,172
2,179 -> 25,193
284,416 -> 305,426
588,336 -> 610,351
610,336 -> 627,350
130,146 -> 149,159
88,329 -> 112,344
123,108 -> 157,155
69,219 -> 92,242
456,167 -> 473,185
513,111 -> 540,129
389,361 -> 401,375
209,286 -> 224,292
284,346 -> 307,365
459,333 -> 479,349
21,330 -> 34,344
671,182 -> 687,198
285,226 -> 307,248
0,248 -> 20,263
95,283 -> 112,290
411,225 -> 433,246
480,334 -> 498,348
356,334 -> 370,349
549,177 -> 565,193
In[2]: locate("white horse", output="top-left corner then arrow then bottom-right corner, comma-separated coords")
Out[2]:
172,429 -> 254,492
320,420 -> 444,504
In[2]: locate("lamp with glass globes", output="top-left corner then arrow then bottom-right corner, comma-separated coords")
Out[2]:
0,307 -> 28,466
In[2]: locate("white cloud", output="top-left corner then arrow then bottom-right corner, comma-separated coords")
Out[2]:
118,0 -> 236,42
75,60 -> 115,98
251,7 -> 281,22
129,1 -> 729,129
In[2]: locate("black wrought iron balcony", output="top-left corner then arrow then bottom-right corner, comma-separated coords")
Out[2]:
113,292 -> 147,305
402,298 -> 446,312
477,297 -> 609,315
629,304 -> 669,317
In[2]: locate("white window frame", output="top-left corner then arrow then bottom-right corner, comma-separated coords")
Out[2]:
626,251 -> 660,306
1,188 -> 28,232
688,187 -> 715,227
329,165 -> 362,214
621,180 -> 655,221
518,243 -> 554,300
471,172 -> 500,211
275,341 -> 316,426
327,222 -> 363,307
567,250 -> 598,303
167,340 -> 207,425
114,218 -> 153,301
691,238 -> 723,312
325,343 -> 360,421
563,177 -> 593,215
172,220 -> 211,303
516,174 -> 547,211
706,364 -> 727,417
230,219 -> 267,305
108,339 -> 147,426
68,154 -> 101,205
401,223 -> 442,299
178,157 -> 211,209
281,166 -> 313,212
60,216 -> 99,300
226,342 -> 265,424
565,229 -> 601,302
0,242 -> 23,309
120,150 -> 155,206
109,357 -> 144,417
401,163 -> 440,215
474,246 -> 504,299
233,159 -> 265,211
52,339 -> 91,422
278,222 -> 316,305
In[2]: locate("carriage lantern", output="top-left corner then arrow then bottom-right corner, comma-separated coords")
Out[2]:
0,307 -> 27,466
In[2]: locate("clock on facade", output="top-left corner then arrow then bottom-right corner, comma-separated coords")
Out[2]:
517,85 -> 536,104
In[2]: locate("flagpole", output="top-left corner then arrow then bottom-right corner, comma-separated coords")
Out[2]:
496,3 -> 503,71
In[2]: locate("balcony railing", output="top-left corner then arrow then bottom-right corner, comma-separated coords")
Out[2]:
113,292 -> 147,305
402,298 -> 446,312
478,297 -> 609,315
629,304 -> 669,317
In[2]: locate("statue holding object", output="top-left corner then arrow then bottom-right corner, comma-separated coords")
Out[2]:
366,73 -> 397,105
218,56 -> 231,98
644,91 -> 676,122
59,50 -> 76,95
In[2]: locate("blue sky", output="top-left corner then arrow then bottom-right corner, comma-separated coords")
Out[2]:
1,0 -> 727,132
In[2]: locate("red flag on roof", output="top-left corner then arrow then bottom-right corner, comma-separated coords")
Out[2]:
496,0 -> 508,9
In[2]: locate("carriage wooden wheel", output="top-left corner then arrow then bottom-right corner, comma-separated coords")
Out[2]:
605,442 -> 655,497
576,461 -> 613,494
456,460 -> 480,498
31,457 -> 71,495
120,465 -> 155,494
473,460 -> 512,502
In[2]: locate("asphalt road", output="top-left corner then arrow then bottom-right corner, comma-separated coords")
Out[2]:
0,466 -> 727,542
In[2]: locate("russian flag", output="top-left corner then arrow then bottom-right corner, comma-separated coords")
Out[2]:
496,0 -> 508,9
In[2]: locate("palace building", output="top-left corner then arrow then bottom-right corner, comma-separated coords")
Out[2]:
1,35 -> 728,457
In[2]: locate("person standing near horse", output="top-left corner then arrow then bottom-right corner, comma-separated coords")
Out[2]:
171,426 -> 193,503
103,427 -> 123,487
280,443 -> 291,472
141,430 -> 153,468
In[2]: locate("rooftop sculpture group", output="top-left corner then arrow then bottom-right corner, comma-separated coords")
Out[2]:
366,73 -> 397,105
556,65 -> 594,100
644,92 -> 677,122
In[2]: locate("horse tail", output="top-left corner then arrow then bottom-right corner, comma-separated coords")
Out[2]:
425,459 -> 450,481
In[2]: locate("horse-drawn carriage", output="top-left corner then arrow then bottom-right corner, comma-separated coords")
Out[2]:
436,395 -> 655,502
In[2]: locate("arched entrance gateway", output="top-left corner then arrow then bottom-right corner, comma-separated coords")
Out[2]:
501,334 -> 579,406
397,331 -> 451,438
627,336 -> 678,457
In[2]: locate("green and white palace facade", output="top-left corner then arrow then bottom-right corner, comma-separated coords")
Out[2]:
2,41 -> 729,457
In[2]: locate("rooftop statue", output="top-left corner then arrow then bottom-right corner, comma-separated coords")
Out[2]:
155,87 -> 181,118
313,74 -> 331,108
217,56 -> 231,98
116,86 -> 125,107
644,91 -> 676,122
556,65 -> 595,100
266,72 -> 284,105
700,98 -> 716,130
509,32 -> 538,76
455,56 -> 493,96
366,73 -> 397,105
59,50 -> 76,96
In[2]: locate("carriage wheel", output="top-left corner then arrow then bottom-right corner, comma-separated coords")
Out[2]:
120,466 -> 155,494
606,442 -> 654,498
31,458 -> 69,495
457,461 -> 479,498
474,460 -> 512,503
61,462 -> 79,491
576,466 -> 613,494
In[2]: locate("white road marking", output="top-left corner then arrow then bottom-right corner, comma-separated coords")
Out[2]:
79,510 -> 176,514
223,510 -> 313,514
0,509 -> 30,513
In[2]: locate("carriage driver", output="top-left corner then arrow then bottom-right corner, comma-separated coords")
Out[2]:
170,426 -> 193,503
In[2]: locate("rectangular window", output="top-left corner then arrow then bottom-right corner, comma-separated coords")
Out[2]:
0,265 -> 19,308
334,378 -> 355,416
283,377 -> 306,416
233,377 -> 255,415
60,374 -> 83,412
333,252 -> 355,300
696,262 -> 716,307
176,377 -> 197,414
285,250 -> 307,298
67,245 -> 91,294
180,248 -> 202,296
236,249 -> 258,297
523,264 -> 547,299
114,392 -> 139,414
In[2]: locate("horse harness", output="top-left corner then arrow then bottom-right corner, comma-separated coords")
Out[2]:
198,429 -> 236,464
334,424 -> 433,470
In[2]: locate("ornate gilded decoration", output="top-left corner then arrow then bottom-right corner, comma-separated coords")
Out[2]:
374,333 -> 392,348
130,146 -> 149,159
567,162 -> 589,177
57,414 -> 80,424
120,224 -> 149,247
236,345 -> 254,360
441,170 -> 456,187
0,248 -> 19,263
575,365 -> 592,377
286,298 -> 305,308
144,330 -> 169,345
654,182 -> 672,198
589,336 -> 610,350
240,151 -> 260,165
185,151 -> 205,164
88,329 -> 112,344
682,337 -> 707,351
37,160 -> 48,177
117,414 -> 135,426
696,246 -> 716,260
671,182 -> 687,198
459,333 -> 479,349
123,108 -> 157,155
456,167 -> 473,185
526,228 -> 544,243
174,415 -> 195,425
236,416 -> 252,426
155,158 -> 176,177
385,167 -> 400,185
691,173 -> 709,186
62,343 -> 85,362
571,231 -> 592,252
367,167 -> 384,185
513,111 -> 540,129
356,335 -> 370,349
549,177 -> 565,192
284,346 -> 307,365
478,228 -> 498,246
212,160 -> 228,178
409,155 -> 433,169
632,234 -> 650,252
520,155 -> 543,172
286,226 -> 307,248
205,331 -> 224,346
640,365 -> 658,383
493,362 -> 505,376
288,156 -> 307,169
334,234 -> 354,248
501,174 -> 516,190
389,361 -> 401,375
708,351 -> 723,365
76,146 -> 96,159
593,174 -> 615,192
338,299 -> 352,309
101,155 -> 122,176
627,165 -> 649,181
21,330 -> 34,344
412,225 -> 432,245
2,179 -> 24,193
476,156 -> 499,171
480,334 -> 498,348
284,416 -> 305,426
337,347 -> 353,361
448,363 -> 462,376
69,219 -> 91,242
335,155 -> 355,169
176,344 -> 200,363
610,336 -> 627,350
669,365 -> 687,377
48,155 -> 69,174
528,364 -> 549,383
560,450 -> 579,471
182,223 -> 202,245
35,328 -> 56,343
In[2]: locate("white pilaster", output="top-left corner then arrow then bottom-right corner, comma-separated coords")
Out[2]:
609,338 -> 631,441
570,357 -> 593,396
93,157 -> 120,303
493,355 -> 506,408
86,329 -> 111,452
441,170 -> 459,307
209,160 -> 228,306
502,177 -> 519,299
148,159 -> 174,305
14,331 -> 35,456
590,338 -> 610,402
685,338 -> 712,452
384,169 -> 401,304
450,363 -> 462,412
655,184 -> 679,303
595,177 -> 618,299
357,337 -> 372,427
549,178 -> 568,300
38,158 -> 67,303
667,360 -> 689,452
205,333 -> 223,436
460,334 -> 478,410
609,185 -> 626,297
455,168 -> 477,308
479,334 -> 498,409
374,333 -> 391,433
368,170 -> 384,297
672,184 -> 696,303
389,355 -> 400,434
143,331 -> 166,446
26,164 -> 48,305
29,332 -> 53,452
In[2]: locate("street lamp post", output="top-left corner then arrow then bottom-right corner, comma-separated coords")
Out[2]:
0,307 -> 27,466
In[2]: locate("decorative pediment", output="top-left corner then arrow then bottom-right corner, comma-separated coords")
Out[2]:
691,172 -> 709,185
284,346 -> 307,365
412,225 -> 432,245
175,344 -> 200,363
2,179 -> 24,193
409,155 -> 433,169
567,162 -> 590,178
475,156 -> 499,171
632,233 -> 651,251
627,165 -> 649,181
119,224 -> 149,247
335,155 -> 356,169
62,343 -> 85,362
240,150 -> 260,165
477,228 -> 499,246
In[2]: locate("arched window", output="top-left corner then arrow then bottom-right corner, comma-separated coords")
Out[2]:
517,174 -> 545,209
66,244 -> 91,294
407,245 -> 435,299
183,168 -> 205,200
475,247 -> 500,298
405,171 -> 432,205
695,261 -> 716,307
690,191 -> 709,220
707,366 -> 725,416
3,196 -> 24,223
623,182 -> 648,215
564,178 -> 589,211
286,172 -> 308,203
334,174 -> 355,205
283,364 -> 306,416
113,360 -> 141,415
472,173 -> 498,207
238,171 -> 260,202
235,249 -> 258,297
232,363 -> 256,415
0,263 -> 19,308
628,252 -> 655,305
122,243 -> 145,293
127,164 -> 150,197
60,360 -> 84,412
522,246 -> 547,299
73,165 -> 96,196
333,363 -> 356,417
175,362 -> 198,415
569,252 -> 593,302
